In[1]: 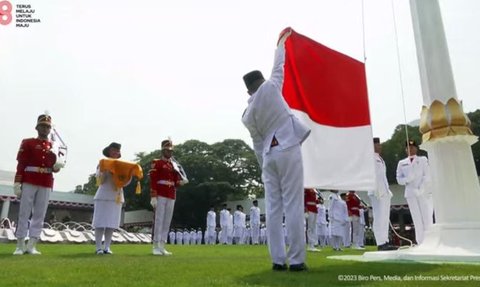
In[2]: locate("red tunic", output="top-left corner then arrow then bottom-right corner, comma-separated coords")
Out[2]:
346,192 -> 362,217
15,138 -> 57,188
304,188 -> 319,213
149,158 -> 181,200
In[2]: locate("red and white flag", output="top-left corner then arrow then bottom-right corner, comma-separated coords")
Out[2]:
282,28 -> 375,191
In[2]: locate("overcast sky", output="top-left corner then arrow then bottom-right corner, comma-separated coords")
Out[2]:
1,0 -> 479,191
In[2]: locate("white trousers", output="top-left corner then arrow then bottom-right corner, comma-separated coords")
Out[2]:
406,193 -> 433,244
220,225 -> 228,244
153,196 -> 175,244
262,144 -> 305,265
369,194 -> 391,246
16,183 -> 51,239
357,224 -> 365,247
350,216 -> 361,247
251,223 -> 260,244
343,221 -> 351,247
206,226 -> 216,244
306,212 -> 317,246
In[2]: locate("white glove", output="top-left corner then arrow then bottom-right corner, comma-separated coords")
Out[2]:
13,183 -> 22,198
180,179 -> 189,185
53,162 -> 65,170
150,197 -> 157,208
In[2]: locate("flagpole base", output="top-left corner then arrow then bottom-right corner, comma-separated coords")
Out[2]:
363,222 -> 480,263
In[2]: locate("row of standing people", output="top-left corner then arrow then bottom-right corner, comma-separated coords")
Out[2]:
206,200 -> 262,245
167,226 -> 268,245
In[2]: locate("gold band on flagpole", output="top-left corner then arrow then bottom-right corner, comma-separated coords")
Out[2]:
419,98 -> 475,143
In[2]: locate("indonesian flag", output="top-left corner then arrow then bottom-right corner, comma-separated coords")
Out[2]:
282,28 -> 375,191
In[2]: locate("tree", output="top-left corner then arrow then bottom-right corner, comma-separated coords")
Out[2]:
467,110 -> 480,173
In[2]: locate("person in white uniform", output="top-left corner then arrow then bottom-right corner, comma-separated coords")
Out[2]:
241,29 -> 310,272
175,229 -> 183,245
328,190 -> 349,251
369,137 -> 397,251
196,228 -> 203,245
219,204 -> 229,244
93,142 -> 129,255
250,200 -> 261,245
316,197 -> 329,248
357,208 -> 366,248
340,193 -> 351,248
227,208 -> 234,245
233,205 -> 246,245
169,229 -> 176,245
183,229 -> 190,245
206,206 -> 216,245
396,139 -> 433,245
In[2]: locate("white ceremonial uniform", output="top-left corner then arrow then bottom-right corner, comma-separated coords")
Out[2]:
316,204 -> 329,247
368,153 -> 393,246
250,205 -> 261,244
219,208 -> 229,244
190,232 -> 195,245
176,231 -> 183,245
233,210 -> 246,244
396,155 -> 432,245
328,193 -> 349,249
196,230 -> 202,245
227,213 -> 234,245
260,226 -> 267,244
183,231 -> 190,245
242,41 -> 310,266
206,210 -> 216,244
169,231 -> 176,244
358,209 -> 365,247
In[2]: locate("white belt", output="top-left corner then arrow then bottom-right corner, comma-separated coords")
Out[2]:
157,180 -> 174,186
306,202 -> 317,206
25,166 -> 52,174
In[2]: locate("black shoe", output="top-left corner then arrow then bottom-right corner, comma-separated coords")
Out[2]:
378,243 -> 398,251
272,263 -> 288,271
289,263 -> 308,272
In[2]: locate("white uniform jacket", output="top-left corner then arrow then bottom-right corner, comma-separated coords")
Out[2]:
241,43 -> 310,167
207,211 -> 216,228
396,155 -> 431,198
369,153 -> 393,199
250,206 -> 261,225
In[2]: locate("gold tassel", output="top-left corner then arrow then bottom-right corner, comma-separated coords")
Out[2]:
115,192 -> 121,204
135,181 -> 141,195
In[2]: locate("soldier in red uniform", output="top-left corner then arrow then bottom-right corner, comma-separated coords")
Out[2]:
304,188 -> 320,252
13,114 -> 64,255
346,190 -> 365,249
149,139 -> 188,255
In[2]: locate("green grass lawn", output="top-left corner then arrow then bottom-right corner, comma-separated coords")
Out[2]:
0,243 -> 479,287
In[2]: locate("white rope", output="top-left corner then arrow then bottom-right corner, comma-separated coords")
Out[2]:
390,0 -> 412,146
361,0 -> 367,62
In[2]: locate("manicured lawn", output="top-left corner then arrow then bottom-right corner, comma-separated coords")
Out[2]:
0,244 -> 479,287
